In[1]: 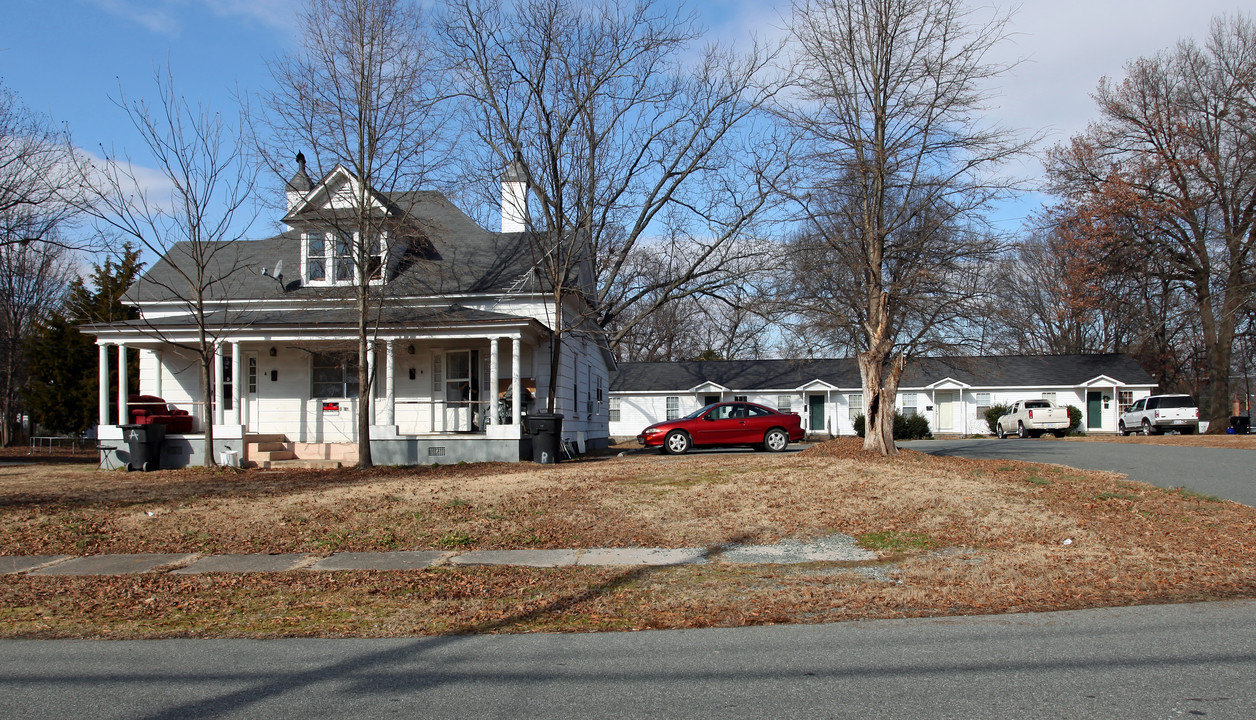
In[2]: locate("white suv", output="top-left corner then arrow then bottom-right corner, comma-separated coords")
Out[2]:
1119,394 -> 1200,435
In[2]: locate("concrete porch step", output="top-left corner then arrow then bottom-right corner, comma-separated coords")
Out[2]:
252,450 -> 296,462
264,459 -> 345,469
254,441 -> 289,452
244,433 -> 286,444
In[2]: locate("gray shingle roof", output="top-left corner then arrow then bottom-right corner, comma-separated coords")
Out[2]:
123,191 -> 541,304
610,354 -> 1157,392
85,304 -> 534,333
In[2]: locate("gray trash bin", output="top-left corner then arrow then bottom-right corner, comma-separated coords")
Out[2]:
120,423 -> 166,472
526,413 -> 564,464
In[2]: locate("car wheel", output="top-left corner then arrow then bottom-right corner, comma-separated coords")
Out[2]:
1142,420 -> 1153,436
764,428 -> 789,452
1017,422 -> 1027,439
996,423 -> 1005,439
663,430 -> 691,455
1119,420 -> 1128,436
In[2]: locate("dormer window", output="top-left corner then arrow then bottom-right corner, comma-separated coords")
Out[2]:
302,230 -> 387,286
306,232 -> 326,281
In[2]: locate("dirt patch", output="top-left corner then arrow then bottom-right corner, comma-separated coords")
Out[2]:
2,439 -> 1254,638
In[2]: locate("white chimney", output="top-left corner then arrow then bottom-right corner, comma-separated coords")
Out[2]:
501,151 -> 528,233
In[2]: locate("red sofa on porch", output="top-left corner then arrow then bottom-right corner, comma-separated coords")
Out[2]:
127,395 -> 194,433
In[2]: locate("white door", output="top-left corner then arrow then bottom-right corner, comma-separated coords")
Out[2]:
245,353 -> 260,433
936,391 -> 956,432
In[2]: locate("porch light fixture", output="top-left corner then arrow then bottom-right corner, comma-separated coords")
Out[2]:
269,346 -> 277,356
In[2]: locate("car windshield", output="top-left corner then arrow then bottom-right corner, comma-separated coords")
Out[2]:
682,404 -> 717,421
1156,396 -> 1196,408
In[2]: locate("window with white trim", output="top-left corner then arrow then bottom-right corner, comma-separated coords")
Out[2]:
777,395 -> 792,413
312,351 -> 359,398
303,230 -> 386,285
609,397 -> 621,422
848,392 -> 863,421
975,392 -> 992,412
733,395 -> 748,402
1042,391 -> 1057,405
666,396 -> 679,421
1118,390 -> 1133,415
900,392 -> 917,417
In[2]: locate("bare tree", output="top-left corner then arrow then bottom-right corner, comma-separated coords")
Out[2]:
612,241 -> 780,361
440,0 -> 792,410
783,0 -> 1035,455
0,81 -> 89,250
0,237 -> 75,444
260,0 -> 452,468
83,66 -> 257,464
1046,13 -> 1256,432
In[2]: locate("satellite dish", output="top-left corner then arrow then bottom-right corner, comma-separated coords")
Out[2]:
261,259 -> 286,291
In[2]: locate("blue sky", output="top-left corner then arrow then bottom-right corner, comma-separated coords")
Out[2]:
2,0 -> 1251,241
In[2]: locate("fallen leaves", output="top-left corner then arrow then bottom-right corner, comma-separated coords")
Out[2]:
1,439 -> 1255,638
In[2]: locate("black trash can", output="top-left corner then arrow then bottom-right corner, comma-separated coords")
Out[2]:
1230,416 -> 1251,434
526,413 -> 564,464
120,423 -> 166,472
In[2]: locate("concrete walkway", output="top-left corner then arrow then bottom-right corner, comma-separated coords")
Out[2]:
1,535 -> 879,577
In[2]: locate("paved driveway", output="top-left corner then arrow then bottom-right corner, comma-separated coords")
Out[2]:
905,438 -> 1256,507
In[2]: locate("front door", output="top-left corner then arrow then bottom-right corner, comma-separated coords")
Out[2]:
703,394 -> 720,407
808,395 -> 825,432
444,350 -> 478,432
936,391 -> 956,431
245,353 -> 260,432
1087,391 -> 1103,429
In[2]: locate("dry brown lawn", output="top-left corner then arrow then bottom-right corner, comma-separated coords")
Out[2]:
2,439 -> 1254,639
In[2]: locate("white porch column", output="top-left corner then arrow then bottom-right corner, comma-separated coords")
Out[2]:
153,350 -> 163,398
489,337 -> 500,426
213,342 -> 224,426
98,343 -> 110,427
511,337 -> 521,425
231,341 -> 242,425
117,343 -> 128,425
384,339 -> 395,425
366,341 -> 376,424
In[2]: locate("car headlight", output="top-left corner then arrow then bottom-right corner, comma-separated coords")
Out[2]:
642,427 -> 661,436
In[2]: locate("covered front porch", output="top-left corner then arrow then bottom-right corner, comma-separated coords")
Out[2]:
91,308 -> 551,467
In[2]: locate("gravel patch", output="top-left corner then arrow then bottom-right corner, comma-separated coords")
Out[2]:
716,533 -> 876,564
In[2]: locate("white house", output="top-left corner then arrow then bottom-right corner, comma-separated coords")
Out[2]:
608,355 -> 1158,438
86,156 -> 614,467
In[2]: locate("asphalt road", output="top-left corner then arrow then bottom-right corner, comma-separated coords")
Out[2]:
2,600 -> 1253,719
905,438 -> 1256,506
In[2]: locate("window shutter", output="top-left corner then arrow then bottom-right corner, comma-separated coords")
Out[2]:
432,354 -> 442,392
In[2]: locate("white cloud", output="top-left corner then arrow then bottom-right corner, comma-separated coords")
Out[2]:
204,0 -> 301,33
83,0 -> 299,35
83,0 -> 184,34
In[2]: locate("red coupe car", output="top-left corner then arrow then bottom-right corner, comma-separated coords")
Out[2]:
636,401 -> 806,454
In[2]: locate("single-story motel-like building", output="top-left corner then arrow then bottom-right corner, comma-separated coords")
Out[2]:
608,354 -> 1159,440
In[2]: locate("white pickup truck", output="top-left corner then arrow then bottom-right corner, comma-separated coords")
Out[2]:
996,399 -> 1071,439
1119,394 -> 1199,435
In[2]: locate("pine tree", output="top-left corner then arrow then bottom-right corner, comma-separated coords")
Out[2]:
22,244 -> 143,432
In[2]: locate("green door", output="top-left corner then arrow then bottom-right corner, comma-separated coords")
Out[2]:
808,395 -> 825,432
1087,391 -> 1103,429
